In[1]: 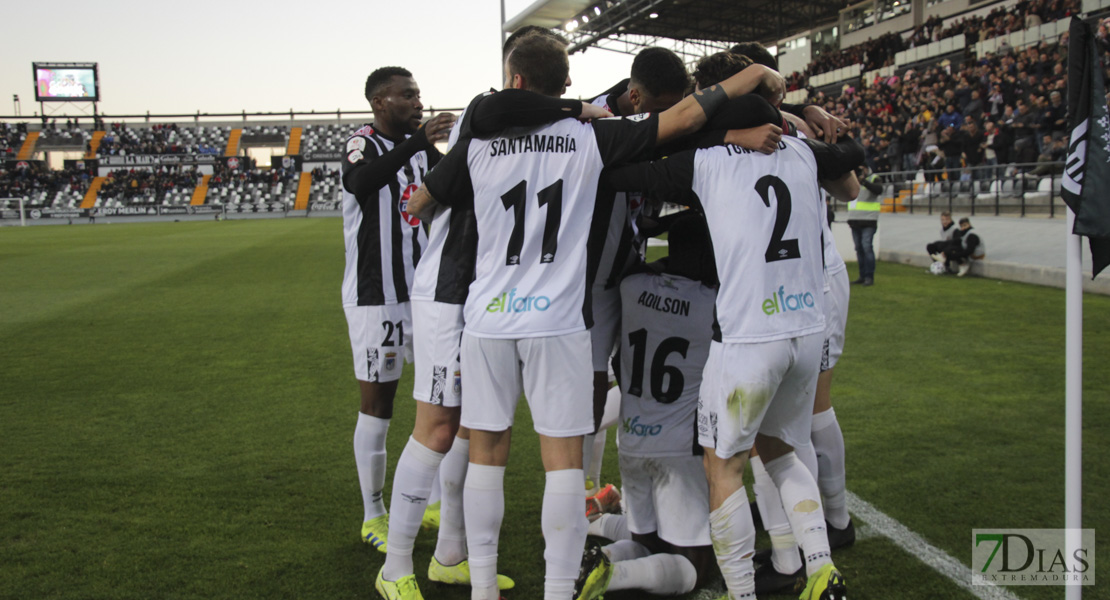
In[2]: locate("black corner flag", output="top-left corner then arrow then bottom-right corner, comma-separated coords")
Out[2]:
1062,17 -> 1110,278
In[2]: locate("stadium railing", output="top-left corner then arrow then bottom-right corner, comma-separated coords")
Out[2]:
831,162 -> 1068,218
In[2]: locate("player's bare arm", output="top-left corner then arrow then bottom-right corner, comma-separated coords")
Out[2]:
407,184 -> 439,223
803,104 -> 848,144
655,64 -> 784,145
724,123 -> 783,155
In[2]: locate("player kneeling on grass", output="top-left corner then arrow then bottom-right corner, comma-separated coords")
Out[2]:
575,214 -> 719,599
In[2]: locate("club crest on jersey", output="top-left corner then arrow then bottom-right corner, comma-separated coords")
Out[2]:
348,149 -> 364,164
453,370 -> 461,396
399,183 -> 421,226
384,351 -> 397,372
347,137 -> 366,153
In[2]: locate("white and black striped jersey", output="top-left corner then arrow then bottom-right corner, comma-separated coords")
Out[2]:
410,97 -> 483,305
609,135 -> 863,344
341,124 -> 439,306
424,114 -> 658,339
617,268 -> 717,457
589,79 -> 629,117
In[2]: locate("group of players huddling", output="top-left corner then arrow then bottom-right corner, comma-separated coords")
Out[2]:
341,25 -> 862,600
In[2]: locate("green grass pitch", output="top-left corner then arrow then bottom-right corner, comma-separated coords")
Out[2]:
1,218 -> 1107,600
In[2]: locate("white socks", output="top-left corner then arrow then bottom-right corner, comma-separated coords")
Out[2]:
601,539 -> 651,562
543,469 -> 588,600
812,408 -> 849,529
608,552 -> 698,595
709,488 -> 756,599
763,452 -> 831,577
795,441 -> 819,481
382,437 -> 445,581
751,456 -> 803,575
464,463 -> 505,600
587,513 -> 631,541
434,437 -> 469,566
353,412 -> 390,521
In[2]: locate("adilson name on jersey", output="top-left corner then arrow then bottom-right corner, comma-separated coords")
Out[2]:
636,290 -> 691,316
489,133 -> 577,157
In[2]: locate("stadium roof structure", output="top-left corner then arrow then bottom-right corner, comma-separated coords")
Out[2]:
503,0 -> 846,62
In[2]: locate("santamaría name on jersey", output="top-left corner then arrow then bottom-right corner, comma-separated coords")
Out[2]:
489,134 -> 577,157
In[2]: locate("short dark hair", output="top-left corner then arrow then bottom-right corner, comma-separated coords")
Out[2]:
630,47 -> 689,98
959,217 -> 971,226
941,211 -> 952,218
503,26 -> 568,57
506,33 -> 569,97
365,67 -> 412,103
730,42 -> 777,70
665,212 -> 715,283
692,51 -> 753,89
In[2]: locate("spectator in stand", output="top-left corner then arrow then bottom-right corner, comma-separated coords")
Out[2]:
961,118 -> 987,189
939,124 -> 964,184
964,90 -> 985,122
900,119 -> 923,174
938,104 -> 963,130
1044,90 -> 1067,140
1012,98 -> 1040,164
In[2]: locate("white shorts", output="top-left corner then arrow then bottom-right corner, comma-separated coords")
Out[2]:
590,286 -> 621,372
411,300 -> 464,407
344,303 -> 413,383
697,334 -> 823,459
460,330 -> 594,437
619,454 -> 711,547
821,269 -> 850,372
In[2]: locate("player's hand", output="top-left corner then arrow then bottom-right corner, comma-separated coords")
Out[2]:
803,105 -> 848,144
725,124 -> 782,155
421,113 -> 457,145
578,102 -> 613,122
756,66 -> 786,107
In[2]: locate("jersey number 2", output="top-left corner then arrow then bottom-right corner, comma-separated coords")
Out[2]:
627,328 -> 690,404
501,179 -> 563,266
756,175 -> 801,263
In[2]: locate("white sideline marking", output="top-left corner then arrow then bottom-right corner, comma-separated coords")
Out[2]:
846,490 -> 1021,600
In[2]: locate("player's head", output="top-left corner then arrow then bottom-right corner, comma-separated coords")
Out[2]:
504,27 -> 572,94
940,211 -> 952,227
692,51 -> 753,91
730,42 -> 777,70
504,32 -> 570,97
628,47 -> 689,114
365,67 -> 423,135
503,26 -> 568,57
665,213 -> 715,283
959,217 -> 972,229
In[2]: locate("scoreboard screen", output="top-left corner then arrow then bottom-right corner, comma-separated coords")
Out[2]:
33,63 -> 99,102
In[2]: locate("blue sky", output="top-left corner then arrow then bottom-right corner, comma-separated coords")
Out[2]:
1,0 -> 634,118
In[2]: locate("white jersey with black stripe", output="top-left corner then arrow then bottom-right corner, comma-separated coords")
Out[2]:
340,124 -> 430,307
692,137 -> 826,343
618,270 -> 717,457
423,114 -> 658,339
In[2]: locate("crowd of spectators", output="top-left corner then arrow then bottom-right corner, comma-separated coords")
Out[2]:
207,160 -> 299,189
98,166 -> 204,202
93,122 -> 223,157
0,162 -> 90,202
1,123 -> 27,159
806,33 -> 1080,184
804,0 -> 1079,80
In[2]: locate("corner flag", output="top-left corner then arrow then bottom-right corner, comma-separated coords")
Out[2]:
1062,17 -> 1110,278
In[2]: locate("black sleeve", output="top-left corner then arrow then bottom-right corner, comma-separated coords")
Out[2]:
779,102 -> 810,119
703,95 -> 784,133
426,144 -> 444,170
606,150 -> 699,209
638,208 -> 696,238
591,114 -> 660,166
423,137 -> 473,210
342,131 -> 432,200
803,137 -> 866,181
466,89 -> 584,137
861,177 -> 883,194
